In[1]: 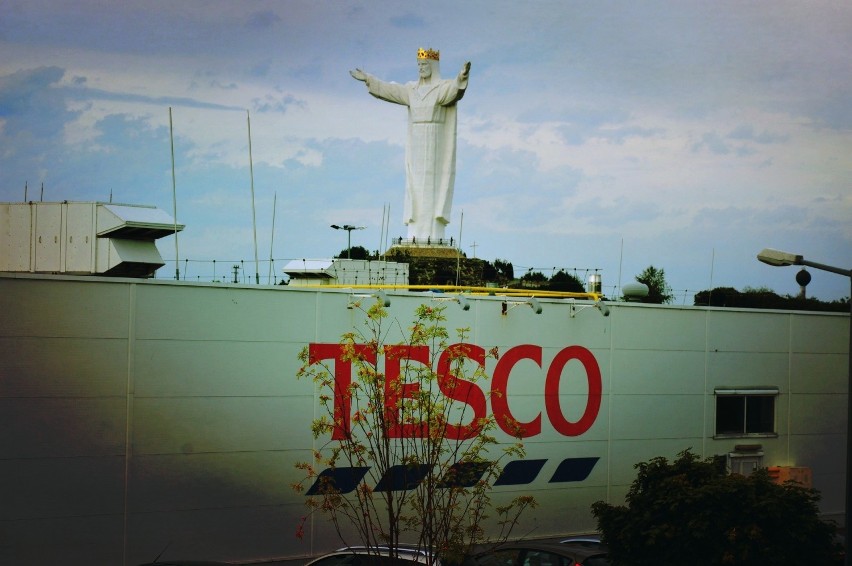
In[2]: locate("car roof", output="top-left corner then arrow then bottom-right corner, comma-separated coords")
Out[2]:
339,546 -> 431,556
559,536 -> 602,544
476,540 -> 607,562
306,546 -> 433,566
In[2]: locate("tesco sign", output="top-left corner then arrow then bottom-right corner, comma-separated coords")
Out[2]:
308,343 -> 602,441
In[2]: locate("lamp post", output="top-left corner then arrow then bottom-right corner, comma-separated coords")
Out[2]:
757,248 -> 852,557
330,224 -> 365,259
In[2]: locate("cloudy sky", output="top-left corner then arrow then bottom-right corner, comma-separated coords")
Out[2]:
1,1 -> 850,301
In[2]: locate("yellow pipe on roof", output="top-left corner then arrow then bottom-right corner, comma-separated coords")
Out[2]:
288,283 -> 601,301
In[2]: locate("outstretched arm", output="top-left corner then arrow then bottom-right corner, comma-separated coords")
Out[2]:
350,68 -> 410,105
448,61 -> 471,102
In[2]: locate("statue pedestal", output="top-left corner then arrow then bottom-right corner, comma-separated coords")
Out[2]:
387,239 -> 462,259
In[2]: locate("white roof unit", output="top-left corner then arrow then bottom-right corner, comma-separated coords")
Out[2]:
283,258 -> 409,286
0,201 -> 183,278
97,204 -> 184,240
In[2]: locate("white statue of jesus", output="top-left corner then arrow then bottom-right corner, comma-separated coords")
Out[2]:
351,48 -> 471,242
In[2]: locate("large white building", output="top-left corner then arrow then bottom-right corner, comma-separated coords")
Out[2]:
0,269 -> 847,565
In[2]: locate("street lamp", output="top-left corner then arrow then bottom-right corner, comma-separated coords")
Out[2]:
758,248 -> 851,558
331,224 -> 365,259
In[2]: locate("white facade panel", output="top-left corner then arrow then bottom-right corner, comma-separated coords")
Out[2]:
708,310 -> 792,353
134,283 -> 314,342
127,452 -> 294,511
3,515 -> 124,565
792,353 -> 849,393
789,393 -> 848,435
790,433 -> 846,516
706,351 -> 790,388
0,336 -> 128,396
611,305 -> 708,351
610,393 -> 706,440
0,278 -> 130,338
131,397 -> 311,455
0,456 -> 126,520
611,350 -> 705,394
133,340 -> 308,397
0,397 -> 127,458
792,313 -> 849,354
124,504 -> 303,562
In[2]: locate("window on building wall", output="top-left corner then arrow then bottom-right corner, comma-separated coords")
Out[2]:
714,388 -> 778,437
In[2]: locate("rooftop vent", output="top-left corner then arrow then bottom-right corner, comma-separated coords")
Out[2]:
622,282 -> 650,301
0,201 -> 183,278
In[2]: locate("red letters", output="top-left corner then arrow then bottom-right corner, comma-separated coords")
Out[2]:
492,344 -> 542,437
307,342 -> 602,440
545,345 -> 602,437
436,343 -> 487,440
308,343 -> 375,440
383,345 -> 429,438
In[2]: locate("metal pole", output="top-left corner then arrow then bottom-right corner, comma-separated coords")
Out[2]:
347,229 -> 352,259
247,110 -> 260,284
169,107 -> 180,281
799,259 -> 851,278
268,191 -> 277,284
799,260 -> 852,557
455,210 -> 464,286
759,250 -> 851,557
803,261 -> 851,562
847,276 -> 851,566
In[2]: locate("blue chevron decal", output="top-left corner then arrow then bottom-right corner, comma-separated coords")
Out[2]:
304,457 -> 598,495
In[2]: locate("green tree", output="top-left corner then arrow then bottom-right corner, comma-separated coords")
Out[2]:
295,301 -> 535,564
694,286 -> 850,312
592,449 -> 840,566
519,270 -> 547,288
493,259 -> 514,282
548,270 -> 585,293
335,245 -> 371,260
635,265 -> 673,304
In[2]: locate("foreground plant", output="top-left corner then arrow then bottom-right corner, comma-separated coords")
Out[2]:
294,300 -> 535,564
592,449 -> 841,566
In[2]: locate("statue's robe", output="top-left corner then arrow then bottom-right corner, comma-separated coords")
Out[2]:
362,73 -> 467,241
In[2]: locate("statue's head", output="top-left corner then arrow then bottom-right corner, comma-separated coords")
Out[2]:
417,47 -> 440,80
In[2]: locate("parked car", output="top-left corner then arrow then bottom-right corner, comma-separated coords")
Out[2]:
473,540 -> 610,566
304,545 -> 436,566
136,562 -> 233,565
558,535 -> 603,549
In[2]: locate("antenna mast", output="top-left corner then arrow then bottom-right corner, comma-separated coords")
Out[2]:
247,110 -> 260,284
169,107 -> 180,280
455,210 -> 464,286
268,191 -> 277,284
379,203 -> 388,261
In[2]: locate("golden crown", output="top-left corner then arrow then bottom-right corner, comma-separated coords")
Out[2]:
417,48 -> 440,61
